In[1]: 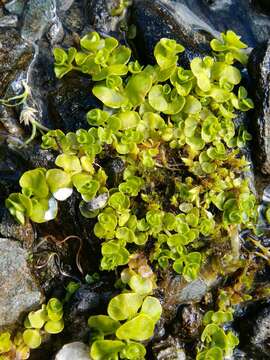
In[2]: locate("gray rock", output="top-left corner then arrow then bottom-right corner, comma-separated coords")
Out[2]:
178,279 -> 208,303
5,0 -> 25,16
21,0 -> 57,42
153,336 -> 186,360
251,307 -> 270,355
248,41 -> 270,174
0,29 -> 33,97
55,342 -> 90,360
56,0 -> 74,12
0,238 -> 42,329
0,15 -> 18,28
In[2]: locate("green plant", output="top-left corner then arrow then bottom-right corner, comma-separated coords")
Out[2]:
88,270 -> 161,359
0,297 -> 64,359
5,30 -> 259,359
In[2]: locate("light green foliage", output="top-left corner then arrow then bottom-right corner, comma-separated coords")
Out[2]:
7,30 -> 256,282
0,333 -> 12,354
0,297 -> 64,359
23,297 -> 64,348
197,300 -> 238,360
88,271 -> 162,359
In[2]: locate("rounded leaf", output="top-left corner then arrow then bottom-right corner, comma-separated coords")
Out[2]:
88,315 -> 120,335
23,329 -> 41,349
108,293 -> 143,321
141,296 -> 162,322
90,340 -> 125,360
116,314 -> 155,341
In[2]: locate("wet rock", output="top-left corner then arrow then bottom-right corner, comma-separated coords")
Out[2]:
102,157 -> 125,187
0,105 -> 24,137
160,274 -> 207,322
63,281 -> 115,341
21,0 -> 57,42
0,238 -> 43,329
152,336 -> 186,360
47,18 -> 65,45
5,0 -> 25,16
234,301 -> 270,359
0,15 -> 18,28
55,342 -> 90,360
48,74 -> 101,132
129,0 -> 216,66
57,0 -> 75,12
173,304 -> 203,340
0,210 -> 35,248
254,0 -> 270,14
61,0 -> 86,34
0,29 -> 33,97
171,0 -> 270,47
248,41 -> 270,174
85,0 -> 121,36
0,142 -> 28,199
251,306 -> 270,355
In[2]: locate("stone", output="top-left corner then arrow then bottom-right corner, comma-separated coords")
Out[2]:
5,0 -> 25,16
0,238 -> 42,329
0,15 -> 18,28
57,0 -> 74,12
0,29 -> 33,97
55,342 -> 90,360
153,336 -> 186,360
251,307 -> 270,356
21,0 -> 57,42
130,0 -> 215,67
47,75 -> 101,132
0,210 -> 35,248
248,41 -> 270,174
63,282 -> 114,341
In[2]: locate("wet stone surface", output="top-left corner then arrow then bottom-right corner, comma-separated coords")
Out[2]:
0,29 -> 33,97
0,238 -> 42,329
248,41 -> 270,174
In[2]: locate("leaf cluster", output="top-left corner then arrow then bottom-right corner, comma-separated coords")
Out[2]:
88,272 -> 162,360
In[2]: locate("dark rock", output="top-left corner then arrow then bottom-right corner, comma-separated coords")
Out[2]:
48,74 -> 101,132
63,281 -> 115,341
85,0 -> 121,36
253,0 -> 270,14
0,28 -> 33,97
129,0 -> 215,66
234,301 -> 270,360
251,306 -> 270,355
248,41 -> 270,174
0,238 -> 43,329
101,157 -> 125,187
0,142 -> 27,199
172,0 -> 270,47
173,304 -> 203,340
